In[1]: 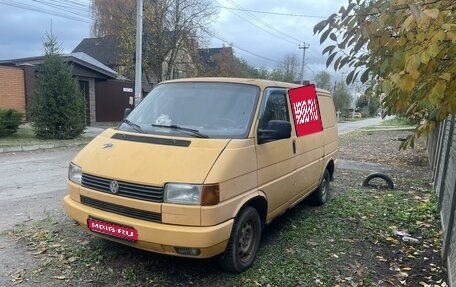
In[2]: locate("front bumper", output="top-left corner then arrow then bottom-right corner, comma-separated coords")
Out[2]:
63,195 -> 233,258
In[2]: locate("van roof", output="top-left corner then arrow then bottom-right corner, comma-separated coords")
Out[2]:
162,77 -> 331,95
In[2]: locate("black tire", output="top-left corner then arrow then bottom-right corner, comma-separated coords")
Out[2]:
362,172 -> 394,189
219,206 -> 262,273
309,169 -> 330,206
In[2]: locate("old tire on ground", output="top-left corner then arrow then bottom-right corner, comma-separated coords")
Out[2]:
362,172 -> 394,189
219,206 -> 261,273
309,169 -> 330,206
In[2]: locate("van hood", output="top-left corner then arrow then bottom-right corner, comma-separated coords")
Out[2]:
73,129 -> 230,186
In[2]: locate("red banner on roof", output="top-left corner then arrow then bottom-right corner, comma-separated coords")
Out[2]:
289,84 -> 323,137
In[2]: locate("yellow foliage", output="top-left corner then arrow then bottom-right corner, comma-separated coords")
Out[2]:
315,0 -> 455,148
423,9 -> 439,19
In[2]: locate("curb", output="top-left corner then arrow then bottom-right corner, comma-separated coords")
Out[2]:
0,126 -> 105,154
360,127 -> 415,132
0,141 -> 90,154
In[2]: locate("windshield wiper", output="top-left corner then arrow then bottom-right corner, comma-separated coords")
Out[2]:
151,124 -> 209,138
122,119 -> 144,134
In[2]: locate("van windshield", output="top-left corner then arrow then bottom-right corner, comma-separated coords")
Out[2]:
119,82 -> 260,139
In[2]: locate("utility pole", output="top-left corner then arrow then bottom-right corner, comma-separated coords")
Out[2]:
134,0 -> 143,107
352,84 -> 360,119
299,42 -> 309,85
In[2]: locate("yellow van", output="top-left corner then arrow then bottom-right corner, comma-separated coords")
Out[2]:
64,77 -> 338,272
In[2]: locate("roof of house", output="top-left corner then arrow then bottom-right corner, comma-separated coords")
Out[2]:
72,37 -> 121,67
72,37 -> 234,71
0,52 -> 121,79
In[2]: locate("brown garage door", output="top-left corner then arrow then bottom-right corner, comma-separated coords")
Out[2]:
95,80 -> 135,122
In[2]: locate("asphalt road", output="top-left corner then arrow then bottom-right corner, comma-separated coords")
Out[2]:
337,116 -> 388,134
0,147 -> 79,232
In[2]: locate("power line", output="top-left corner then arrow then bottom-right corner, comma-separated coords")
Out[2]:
305,64 -> 316,76
2,0 -> 296,68
219,6 -> 327,18
33,0 -> 91,19
225,0 -> 302,44
201,28 -> 281,65
215,0 -> 298,46
0,0 -> 91,23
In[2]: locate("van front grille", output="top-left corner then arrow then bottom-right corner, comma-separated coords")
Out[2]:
81,173 -> 163,202
80,196 -> 162,223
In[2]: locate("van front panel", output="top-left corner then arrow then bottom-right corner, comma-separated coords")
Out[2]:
74,129 -> 230,186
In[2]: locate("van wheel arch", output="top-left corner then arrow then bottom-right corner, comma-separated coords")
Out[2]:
240,196 -> 267,229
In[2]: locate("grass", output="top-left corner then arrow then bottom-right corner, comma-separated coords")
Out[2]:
338,117 -> 366,123
0,126 -> 93,147
359,116 -> 416,131
8,182 -> 442,287
379,117 -> 416,127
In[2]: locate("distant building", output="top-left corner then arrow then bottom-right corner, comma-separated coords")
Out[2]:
0,53 -> 134,124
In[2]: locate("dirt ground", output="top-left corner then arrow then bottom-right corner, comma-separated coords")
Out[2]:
335,130 -> 446,286
0,129 -> 448,286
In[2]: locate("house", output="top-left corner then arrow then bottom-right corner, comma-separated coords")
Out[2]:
0,65 -> 26,115
71,37 -> 123,74
73,37 -> 235,82
73,36 -> 198,84
0,52 -> 134,124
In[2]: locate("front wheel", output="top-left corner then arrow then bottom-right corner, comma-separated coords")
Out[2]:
309,169 -> 330,206
219,206 -> 262,273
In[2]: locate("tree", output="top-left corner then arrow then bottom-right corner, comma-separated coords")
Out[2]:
234,57 -> 270,79
0,109 -> 22,137
198,47 -> 237,77
270,53 -> 300,83
356,93 -> 381,116
91,0 -> 217,82
312,71 -> 354,113
314,0 -> 455,148
333,81 -> 353,112
31,33 -> 85,139
313,71 -> 333,90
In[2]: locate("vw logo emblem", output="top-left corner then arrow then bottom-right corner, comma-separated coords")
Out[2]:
103,143 -> 113,149
109,180 -> 119,194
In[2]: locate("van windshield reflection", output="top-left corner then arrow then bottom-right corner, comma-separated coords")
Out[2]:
119,82 -> 259,139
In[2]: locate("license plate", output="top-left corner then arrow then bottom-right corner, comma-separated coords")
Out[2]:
87,218 -> 138,241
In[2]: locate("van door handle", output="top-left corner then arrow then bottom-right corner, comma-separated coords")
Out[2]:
292,140 -> 296,154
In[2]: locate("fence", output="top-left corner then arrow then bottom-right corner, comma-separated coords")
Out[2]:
427,115 -> 456,286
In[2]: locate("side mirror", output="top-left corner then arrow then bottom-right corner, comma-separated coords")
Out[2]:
258,120 -> 291,144
123,108 -> 131,119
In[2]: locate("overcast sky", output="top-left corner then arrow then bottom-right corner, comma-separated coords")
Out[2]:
0,0 -> 345,81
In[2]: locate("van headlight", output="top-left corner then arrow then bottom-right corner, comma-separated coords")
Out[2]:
164,183 -> 219,206
68,162 -> 82,185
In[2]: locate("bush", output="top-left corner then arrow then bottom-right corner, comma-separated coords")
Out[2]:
31,33 -> 86,139
0,109 -> 23,137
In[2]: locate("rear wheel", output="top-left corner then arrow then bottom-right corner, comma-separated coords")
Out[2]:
309,169 -> 330,206
219,206 -> 261,273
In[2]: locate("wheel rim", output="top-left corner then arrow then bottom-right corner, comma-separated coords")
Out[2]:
238,220 -> 255,263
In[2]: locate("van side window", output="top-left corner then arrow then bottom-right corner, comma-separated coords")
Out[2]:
258,90 -> 290,130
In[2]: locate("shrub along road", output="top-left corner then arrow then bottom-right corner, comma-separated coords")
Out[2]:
0,126 -> 447,286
